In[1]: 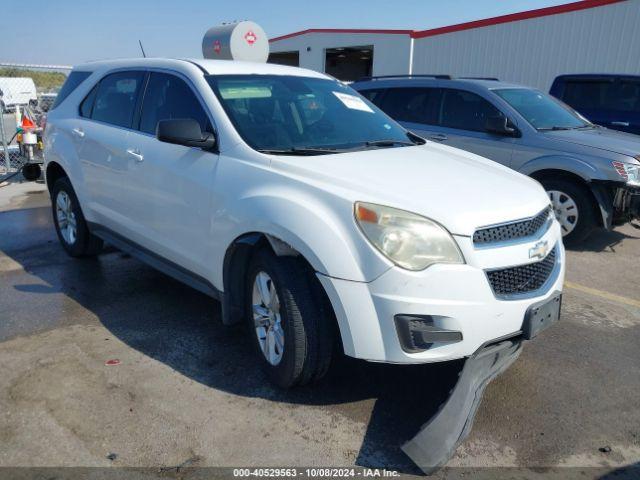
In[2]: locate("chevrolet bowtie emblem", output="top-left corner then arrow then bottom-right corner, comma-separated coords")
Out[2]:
529,240 -> 549,260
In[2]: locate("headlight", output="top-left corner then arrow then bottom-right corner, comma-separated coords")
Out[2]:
354,202 -> 464,271
612,160 -> 640,186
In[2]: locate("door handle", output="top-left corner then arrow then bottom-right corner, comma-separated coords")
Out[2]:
72,128 -> 85,138
126,149 -> 144,162
611,121 -> 630,127
428,133 -> 448,141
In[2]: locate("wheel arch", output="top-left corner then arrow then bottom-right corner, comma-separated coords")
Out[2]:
529,168 -> 603,227
222,231 -> 326,324
45,161 -> 68,194
221,231 -> 348,356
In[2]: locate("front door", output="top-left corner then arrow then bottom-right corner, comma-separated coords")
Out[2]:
432,89 -> 515,167
122,71 -> 219,277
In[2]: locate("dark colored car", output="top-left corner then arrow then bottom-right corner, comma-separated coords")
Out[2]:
550,74 -> 640,135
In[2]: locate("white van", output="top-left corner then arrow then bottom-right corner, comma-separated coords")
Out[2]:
0,77 -> 38,112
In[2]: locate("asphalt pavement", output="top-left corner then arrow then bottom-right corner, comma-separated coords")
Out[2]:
0,180 -> 638,479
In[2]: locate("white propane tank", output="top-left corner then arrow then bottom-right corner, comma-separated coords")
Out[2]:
202,21 -> 269,62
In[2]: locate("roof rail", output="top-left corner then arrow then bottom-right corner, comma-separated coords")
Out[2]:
459,76 -> 500,81
356,74 -> 452,82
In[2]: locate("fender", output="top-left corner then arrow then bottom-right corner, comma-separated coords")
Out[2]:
518,155 -> 601,181
519,155 -> 611,228
215,190 -> 392,339
214,188 -> 392,289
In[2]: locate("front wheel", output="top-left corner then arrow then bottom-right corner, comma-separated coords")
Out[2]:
542,178 -> 597,246
245,249 -> 333,388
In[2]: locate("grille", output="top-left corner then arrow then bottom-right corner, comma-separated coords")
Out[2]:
473,207 -> 552,245
486,246 -> 557,297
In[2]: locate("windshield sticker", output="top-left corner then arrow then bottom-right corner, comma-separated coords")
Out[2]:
332,91 -> 374,113
219,86 -> 272,100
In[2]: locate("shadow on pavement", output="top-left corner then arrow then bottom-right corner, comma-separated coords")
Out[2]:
0,205 -> 466,474
566,225 -> 640,253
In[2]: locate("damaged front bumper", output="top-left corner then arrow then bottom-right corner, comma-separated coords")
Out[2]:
592,182 -> 640,228
402,337 -> 523,475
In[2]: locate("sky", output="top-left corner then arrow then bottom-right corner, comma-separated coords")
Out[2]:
1,0 -> 571,66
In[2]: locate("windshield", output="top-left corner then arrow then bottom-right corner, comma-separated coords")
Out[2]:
494,88 -> 591,130
206,75 -> 419,154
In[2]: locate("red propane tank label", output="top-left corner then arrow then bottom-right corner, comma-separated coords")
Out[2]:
244,30 -> 257,45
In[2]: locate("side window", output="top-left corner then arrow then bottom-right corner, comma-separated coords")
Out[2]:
440,89 -> 501,132
562,81 -> 610,111
51,71 -> 91,110
359,89 -> 385,106
79,85 -> 98,118
607,80 -> 640,113
139,72 -> 212,135
380,88 -> 439,125
91,71 -> 145,128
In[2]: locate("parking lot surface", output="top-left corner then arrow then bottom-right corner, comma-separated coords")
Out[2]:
0,181 -> 639,478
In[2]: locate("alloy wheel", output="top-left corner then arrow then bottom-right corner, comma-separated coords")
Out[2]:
252,271 -> 284,366
55,190 -> 77,245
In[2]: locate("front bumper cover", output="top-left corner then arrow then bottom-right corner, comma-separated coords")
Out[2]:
402,337 -> 523,474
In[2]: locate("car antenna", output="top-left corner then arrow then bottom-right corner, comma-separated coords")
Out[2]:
139,40 -> 147,58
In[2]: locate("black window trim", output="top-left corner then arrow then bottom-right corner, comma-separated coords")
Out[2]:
134,69 -> 218,147
76,67 -> 219,151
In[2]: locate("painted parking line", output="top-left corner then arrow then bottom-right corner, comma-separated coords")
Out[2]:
565,281 -> 640,309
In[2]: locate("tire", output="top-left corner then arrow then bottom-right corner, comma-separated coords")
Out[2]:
51,177 -> 103,257
245,248 -> 333,388
22,163 -> 41,181
541,178 -> 597,246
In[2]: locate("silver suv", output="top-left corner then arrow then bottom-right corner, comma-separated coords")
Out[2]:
353,76 -> 640,245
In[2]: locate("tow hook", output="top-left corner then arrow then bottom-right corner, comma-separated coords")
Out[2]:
402,338 -> 522,474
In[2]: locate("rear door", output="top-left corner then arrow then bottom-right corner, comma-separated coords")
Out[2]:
434,88 -> 515,167
123,71 -> 219,276
76,70 -> 146,230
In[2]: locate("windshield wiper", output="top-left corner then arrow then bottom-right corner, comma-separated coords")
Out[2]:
538,126 -> 573,131
257,147 -> 342,156
365,139 -> 416,148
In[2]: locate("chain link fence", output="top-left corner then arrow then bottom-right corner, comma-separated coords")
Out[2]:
0,63 -> 72,181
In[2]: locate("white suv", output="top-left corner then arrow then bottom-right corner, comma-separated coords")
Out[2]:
44,58 -> 565,388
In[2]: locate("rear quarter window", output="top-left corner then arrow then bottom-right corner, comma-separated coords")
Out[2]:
51,71 -> 92,110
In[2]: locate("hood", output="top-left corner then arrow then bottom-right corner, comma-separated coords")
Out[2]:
544,127 -> 640,157
274,143 -> 549,237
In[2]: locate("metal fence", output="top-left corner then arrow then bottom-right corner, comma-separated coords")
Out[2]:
0,63 -> 72,181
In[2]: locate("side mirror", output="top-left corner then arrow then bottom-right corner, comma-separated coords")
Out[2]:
485,115 -> 518,137
156,118 -> 216,150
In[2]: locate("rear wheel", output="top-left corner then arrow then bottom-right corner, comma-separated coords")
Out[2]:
245,249 -> 333,388
542,178 -> 597,246
52,177 -> 103,257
